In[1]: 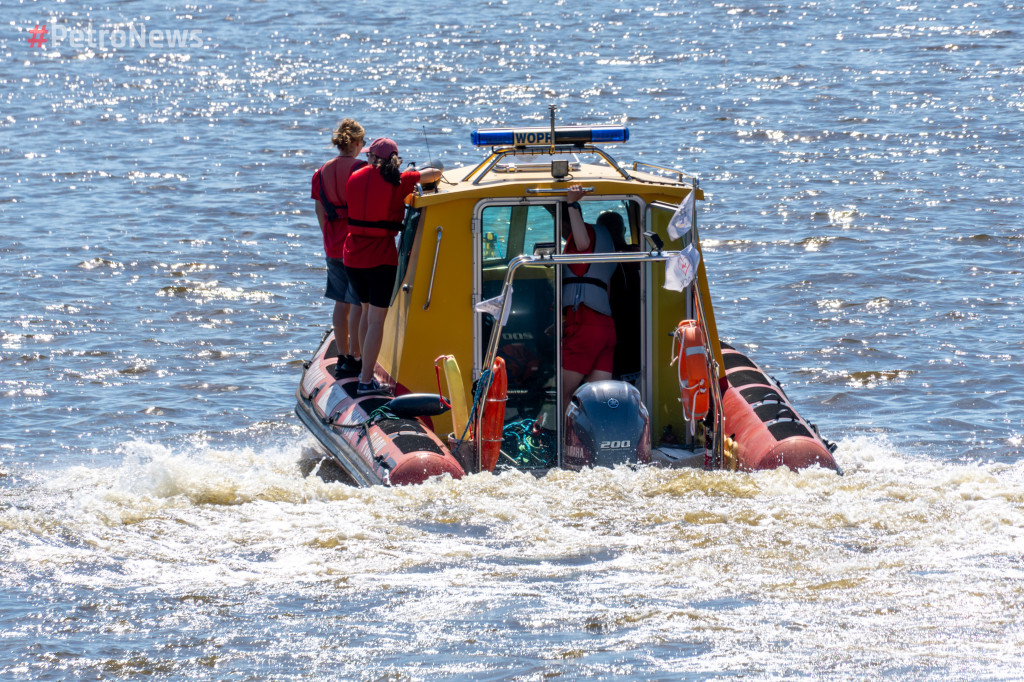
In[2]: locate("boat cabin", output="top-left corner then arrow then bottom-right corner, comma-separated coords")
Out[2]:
373,123 -> 721,471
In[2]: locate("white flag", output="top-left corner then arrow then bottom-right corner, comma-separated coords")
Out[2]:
667,190 -> 695,241
474,286 -> 513,325
663,244 -> 701,292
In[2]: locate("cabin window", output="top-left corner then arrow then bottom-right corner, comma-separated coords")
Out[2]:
480,204 -> 558,264
565,198 -> 645,385
568,199 -> 639,250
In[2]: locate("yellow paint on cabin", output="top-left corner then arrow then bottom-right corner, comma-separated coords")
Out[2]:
379,195 -> 479,438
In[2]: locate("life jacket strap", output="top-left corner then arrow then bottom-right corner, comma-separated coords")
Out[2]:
318,171 -> 347,221
562,276 -> 608,291
348,217 -> 405,235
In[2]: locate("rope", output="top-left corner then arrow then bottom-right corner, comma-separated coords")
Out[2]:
680,378 -> 707,427
499,418 -> 556,468
453,368 -> 491,449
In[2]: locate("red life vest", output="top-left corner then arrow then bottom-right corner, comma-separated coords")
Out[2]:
317,156 -> 365,221
346,165 -> 416,238
343,167 -> 421,269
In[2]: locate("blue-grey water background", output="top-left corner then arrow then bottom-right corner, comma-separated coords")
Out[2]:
2,0 -> 1023,679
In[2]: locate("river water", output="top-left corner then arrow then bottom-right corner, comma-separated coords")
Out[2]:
2,0 -> 1023,679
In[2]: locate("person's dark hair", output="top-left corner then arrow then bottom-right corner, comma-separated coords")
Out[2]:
368,152 -> 402,186
331,118 -> 365,153
596,211 -> 628,251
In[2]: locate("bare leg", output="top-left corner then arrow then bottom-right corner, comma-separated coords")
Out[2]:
356,302 -> 370,373
332,301 -> 350,355
347,303 -> 362,359
359,304 -> 389,385
561,368 -> 585,416
358,302 -> 370,358
561,368 -> 613,415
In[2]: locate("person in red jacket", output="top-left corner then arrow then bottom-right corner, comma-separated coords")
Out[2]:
344,137 -> 442,395
311,118 -> 366,376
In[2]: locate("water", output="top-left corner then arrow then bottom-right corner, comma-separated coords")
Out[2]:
2,0 -> 1023,678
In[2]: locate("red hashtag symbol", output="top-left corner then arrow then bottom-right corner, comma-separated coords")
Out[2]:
27,24 -> 48,48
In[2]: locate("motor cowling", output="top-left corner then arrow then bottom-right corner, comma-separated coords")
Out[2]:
563,380 -> 650,470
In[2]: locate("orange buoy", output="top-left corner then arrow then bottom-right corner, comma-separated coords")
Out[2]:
479,357 -> 507,472
673,319 -> 711,423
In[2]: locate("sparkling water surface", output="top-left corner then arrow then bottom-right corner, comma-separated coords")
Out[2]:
2,0 -> 1023,679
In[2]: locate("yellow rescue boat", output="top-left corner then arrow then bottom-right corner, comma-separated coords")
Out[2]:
295,115 -> 839,485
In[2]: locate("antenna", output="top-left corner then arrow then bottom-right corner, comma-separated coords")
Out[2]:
549,104 -> 557,155
422,125 -> 434,168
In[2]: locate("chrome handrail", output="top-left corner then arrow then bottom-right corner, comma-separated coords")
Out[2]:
422,226 -> 443,311
525,186 -> 595,195
631,161 -> 698,184
479,249 -> 677,384
467,144 -> 633,185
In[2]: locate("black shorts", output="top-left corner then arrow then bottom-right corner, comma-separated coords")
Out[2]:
345,264 -> 397,308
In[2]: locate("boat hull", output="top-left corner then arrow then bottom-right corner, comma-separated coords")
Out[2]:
719,342 -> 838,471
296,334 -> 839,482
296,333 -> 465,487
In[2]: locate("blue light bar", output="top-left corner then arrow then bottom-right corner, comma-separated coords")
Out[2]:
590,127 -> 630,144
471,126 -> 629,147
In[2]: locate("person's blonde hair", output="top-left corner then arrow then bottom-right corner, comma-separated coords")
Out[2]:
331,118 -> 365,152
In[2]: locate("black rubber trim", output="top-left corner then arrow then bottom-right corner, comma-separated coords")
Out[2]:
726,369 -> 770,388
755,403 -> 797,422
392,434 -> 445,456
740,385 -> 785,404
723,353 -> 758,371
767,421 -> 813,440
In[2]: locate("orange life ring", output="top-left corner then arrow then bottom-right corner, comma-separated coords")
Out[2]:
479,357 -> 507,472
673,319 -> 711,423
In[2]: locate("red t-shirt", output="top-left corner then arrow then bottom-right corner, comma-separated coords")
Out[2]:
311,156 -> 365,259
343,167 -> 421,268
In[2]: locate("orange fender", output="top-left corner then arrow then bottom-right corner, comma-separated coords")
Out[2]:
479,357 -> 507,472
673,320 -> 711,423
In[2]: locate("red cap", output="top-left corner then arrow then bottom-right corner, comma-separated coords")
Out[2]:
367,137 -> 399,158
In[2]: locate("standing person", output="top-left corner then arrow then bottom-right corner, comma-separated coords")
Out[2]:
312,118 -> 366,377
343,137 -> 442,396
560,184 -> 619,413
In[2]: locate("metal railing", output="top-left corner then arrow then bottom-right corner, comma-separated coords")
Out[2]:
466,144 -> 633,185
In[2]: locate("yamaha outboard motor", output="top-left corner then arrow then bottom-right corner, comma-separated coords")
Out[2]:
563,380 -> 651,470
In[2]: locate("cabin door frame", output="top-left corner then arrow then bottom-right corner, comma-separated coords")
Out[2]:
472,198 -> 563,469
472,195 -> 653,470
646,201 -> 699,450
